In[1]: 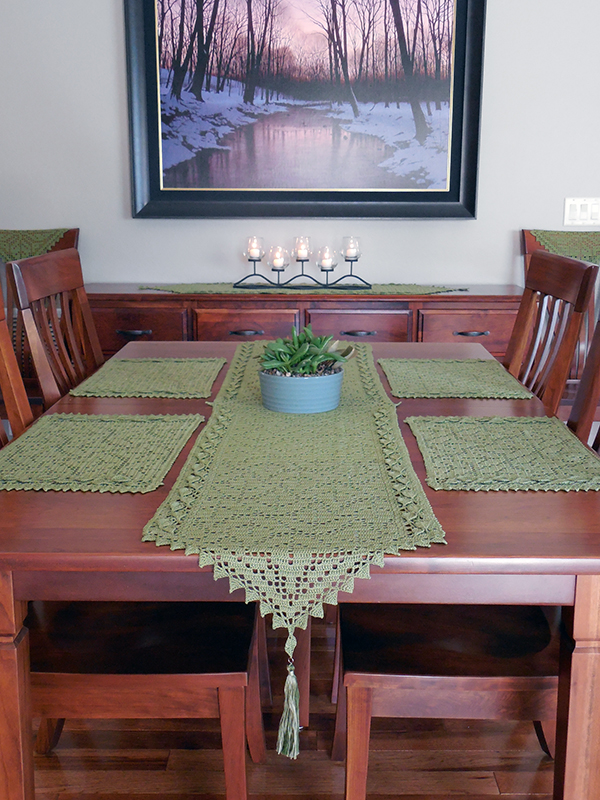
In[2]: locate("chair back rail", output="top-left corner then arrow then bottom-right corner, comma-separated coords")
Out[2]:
7,248 -> 104,407
0,286 -> 34,441
503,249 -> 598,416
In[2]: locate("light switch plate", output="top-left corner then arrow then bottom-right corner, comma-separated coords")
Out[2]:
564,197 -> 600,225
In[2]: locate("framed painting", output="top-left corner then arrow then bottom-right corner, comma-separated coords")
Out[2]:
124,0 -> 486,218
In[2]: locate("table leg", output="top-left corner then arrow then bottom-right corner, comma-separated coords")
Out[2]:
295,620 -> 311,728
0,572 -> 34,800
561,575 -> 600,800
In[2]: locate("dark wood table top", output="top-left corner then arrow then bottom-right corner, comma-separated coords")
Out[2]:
0,340 -> 599,601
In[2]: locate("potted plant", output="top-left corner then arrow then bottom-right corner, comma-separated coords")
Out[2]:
259,326 -> 354,414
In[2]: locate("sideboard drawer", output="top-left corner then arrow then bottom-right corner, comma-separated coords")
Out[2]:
418,309 -> 518,355
93,307 -> 189,354
194,308 -> 301,340
306,309 -> 411,342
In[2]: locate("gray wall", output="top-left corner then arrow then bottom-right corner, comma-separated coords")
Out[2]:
1,1 -> 599,287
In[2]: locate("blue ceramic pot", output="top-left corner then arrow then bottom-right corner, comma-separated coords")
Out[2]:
259,369 -> 344,414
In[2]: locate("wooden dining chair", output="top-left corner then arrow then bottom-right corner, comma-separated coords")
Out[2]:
503,249 -> 598,416
0,284 -> 34,442
27,600 -> 267,800
523,229 -> 599,386
6,247 -> 104,408
2,229 -> 80,394
331,603 -> 563,800
567,314 -> 600,451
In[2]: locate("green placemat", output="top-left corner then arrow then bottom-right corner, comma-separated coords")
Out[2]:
406,415 -> 600,491
379,358 -> 533,399
140,282 -> 466,295
70,358 -> 226,399
530,230 -> 600,263
143,343 -> 445,656
0,413 -> 203,493
0,228 -> 69,262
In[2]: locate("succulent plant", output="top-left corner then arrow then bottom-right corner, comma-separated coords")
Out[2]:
260,326 -> 354,377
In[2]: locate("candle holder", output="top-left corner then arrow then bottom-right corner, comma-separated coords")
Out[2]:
234,237 -> 272,288
234,235 -> 371,290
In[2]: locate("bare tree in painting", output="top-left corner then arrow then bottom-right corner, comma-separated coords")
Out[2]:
189,0 -> 221,99
330,0 -> 359,115
388,0 -> 430,142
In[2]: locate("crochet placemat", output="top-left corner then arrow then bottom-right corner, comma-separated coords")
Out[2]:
406,415 -> 600,491
140,282 -> 466,295
143,343 -> 446,655
70,358 -> 226,399
0,229 -> 69,262
0,413 -> 203,493
379,358 -> 533,399
530,230 -> 600,263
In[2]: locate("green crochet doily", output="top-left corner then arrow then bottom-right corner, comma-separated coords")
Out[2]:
406,415 -> 600,491
379,359 -> 533,399
70,358 -> 226,399
0,413 -> 203,493
0,229 -> 69,262
143,343 -> 445,656
140,282 -> 465,295
530,230 -> 600,263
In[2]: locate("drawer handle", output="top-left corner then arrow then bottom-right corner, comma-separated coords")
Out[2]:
453,330 -> 490,337
340,330 -> 377,337
229,329 -> 265,336
116,329 -> 153,340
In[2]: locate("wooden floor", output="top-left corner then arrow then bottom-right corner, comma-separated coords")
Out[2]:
33,617 -> 555,800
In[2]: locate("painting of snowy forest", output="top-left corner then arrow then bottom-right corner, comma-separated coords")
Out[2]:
125,0 -> 484,216
159,0 -> 455,190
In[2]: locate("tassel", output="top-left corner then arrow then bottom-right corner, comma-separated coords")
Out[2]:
276,660 -> 300,759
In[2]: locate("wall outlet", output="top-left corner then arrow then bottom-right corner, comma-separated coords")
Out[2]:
564,197 -> 600,225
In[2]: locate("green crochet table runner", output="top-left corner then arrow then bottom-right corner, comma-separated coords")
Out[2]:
0,229 -> 69,262
406,415 -> 600,492
142,342 -> 445,755
0,413 -> 203,493
530,230 -> 600,263
378,359 -> 533,399
70,358 -> 226,399
143,343 -> 445,640
140,282 -> 465,295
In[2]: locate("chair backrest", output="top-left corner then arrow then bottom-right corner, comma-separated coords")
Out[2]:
7,248 -> 104,407
503,249 -> 598,416
567,316 -> 600,451
523,229 -> 599,379
0,285 -> 34,442
1,230 -> 80,395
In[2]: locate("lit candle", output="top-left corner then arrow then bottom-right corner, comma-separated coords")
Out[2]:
272,255 -> 285,268
249,247 -> 261,259
297,247 -> 308,259
321,257 -> 333,269
345,247 -> 357,259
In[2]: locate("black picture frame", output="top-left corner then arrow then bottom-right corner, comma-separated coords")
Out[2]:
124,0 -> 486,219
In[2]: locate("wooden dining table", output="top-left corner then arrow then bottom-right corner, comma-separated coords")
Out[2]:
1,339 -> 600,800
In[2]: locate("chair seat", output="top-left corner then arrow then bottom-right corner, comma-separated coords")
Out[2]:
339,603 -> 560,679
27,601 -> 256,675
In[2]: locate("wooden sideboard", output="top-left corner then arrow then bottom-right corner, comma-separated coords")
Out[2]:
85,284 -> 523,359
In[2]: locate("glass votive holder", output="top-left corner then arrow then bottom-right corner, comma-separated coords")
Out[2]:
244,236 -> 264,261
293,236 -> 311,261
317,245 -> 338,272
342,236 -> 361,261
268,246 -> 289,272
